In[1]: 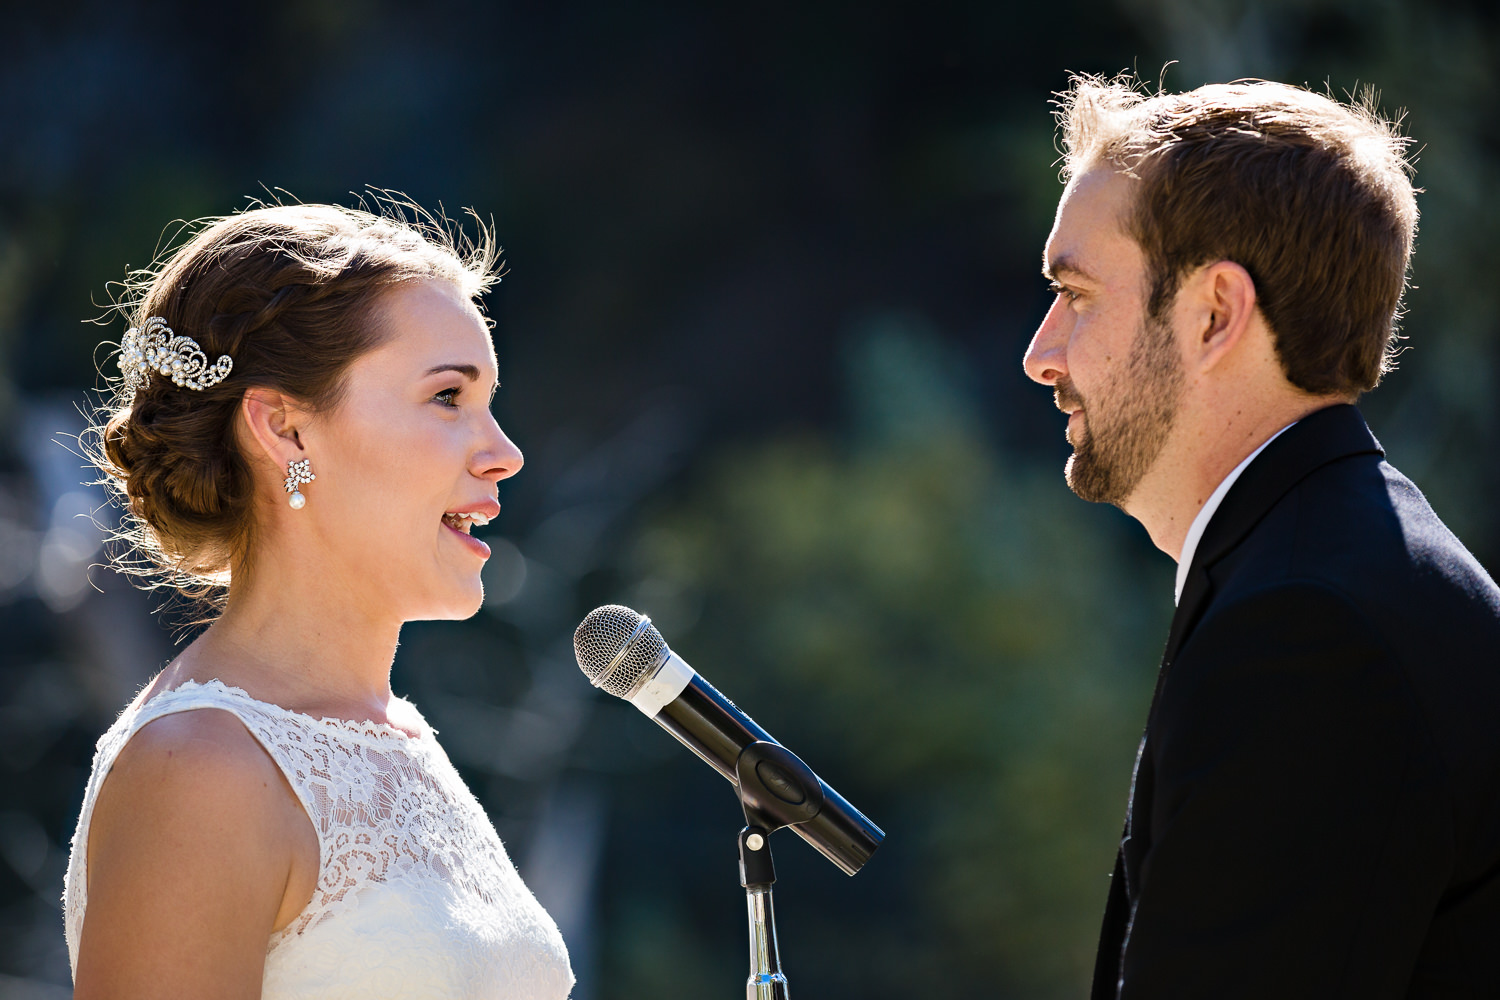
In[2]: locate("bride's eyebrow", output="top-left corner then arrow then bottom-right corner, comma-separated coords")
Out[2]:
423,363 -> 481,380
424,362 -> 500,402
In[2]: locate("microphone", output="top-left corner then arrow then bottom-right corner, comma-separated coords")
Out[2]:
573,604 -> 884,876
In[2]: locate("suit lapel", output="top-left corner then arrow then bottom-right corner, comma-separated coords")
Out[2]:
1161,404 -> 1383,665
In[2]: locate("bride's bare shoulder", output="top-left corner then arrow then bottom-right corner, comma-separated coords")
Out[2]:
90,706 -> 299,869
74,707 -> 309,998
117,706 -> 276,772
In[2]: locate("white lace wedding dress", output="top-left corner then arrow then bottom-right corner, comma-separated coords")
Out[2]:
64,679 -> 574,999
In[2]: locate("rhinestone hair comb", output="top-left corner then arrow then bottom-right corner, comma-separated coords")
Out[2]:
118,316 -> 233,400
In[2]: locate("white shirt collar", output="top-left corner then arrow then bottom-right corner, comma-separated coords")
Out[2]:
1173,422 -> 1296,605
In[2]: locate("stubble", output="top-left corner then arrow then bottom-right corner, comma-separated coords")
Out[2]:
1059,315 -> 1184,507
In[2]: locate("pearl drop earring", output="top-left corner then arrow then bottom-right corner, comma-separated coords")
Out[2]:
284,459 -> 315,509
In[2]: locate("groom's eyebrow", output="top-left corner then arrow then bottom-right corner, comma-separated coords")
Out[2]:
1043,254 -> 1096,284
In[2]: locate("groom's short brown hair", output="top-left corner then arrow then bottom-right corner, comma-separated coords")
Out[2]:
1056,75 -> 1418,397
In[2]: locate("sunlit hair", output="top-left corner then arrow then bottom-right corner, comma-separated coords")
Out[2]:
1055,72 -> 1418,397
83,193 -> 503,607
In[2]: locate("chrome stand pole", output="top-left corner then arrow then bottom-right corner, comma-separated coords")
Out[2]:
745,883 -> 789,999
739,826 -> 789,999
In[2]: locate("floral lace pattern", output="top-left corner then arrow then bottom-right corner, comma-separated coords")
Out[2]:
64,680 -> 573,1000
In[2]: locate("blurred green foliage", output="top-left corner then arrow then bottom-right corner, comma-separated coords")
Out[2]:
621,320 -> 1171,995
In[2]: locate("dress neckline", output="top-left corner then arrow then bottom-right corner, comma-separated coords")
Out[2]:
144,677 -> 434,743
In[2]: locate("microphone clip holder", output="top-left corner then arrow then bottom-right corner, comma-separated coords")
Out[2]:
734,741 -> 823,999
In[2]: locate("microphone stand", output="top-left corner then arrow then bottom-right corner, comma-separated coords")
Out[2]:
732,741 -> 826,1000
739,825 -> 787,999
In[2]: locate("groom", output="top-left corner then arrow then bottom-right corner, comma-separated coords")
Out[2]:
1023,76 -> 1500,997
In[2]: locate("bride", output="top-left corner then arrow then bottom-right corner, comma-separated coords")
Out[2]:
65,202 -> 574,999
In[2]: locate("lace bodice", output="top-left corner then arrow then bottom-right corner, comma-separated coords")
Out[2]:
64,679 -> 573,999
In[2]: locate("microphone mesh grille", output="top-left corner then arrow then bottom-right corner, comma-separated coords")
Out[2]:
573,604 -> 669,699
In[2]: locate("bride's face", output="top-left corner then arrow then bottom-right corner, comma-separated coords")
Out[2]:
300,278 -> 522,621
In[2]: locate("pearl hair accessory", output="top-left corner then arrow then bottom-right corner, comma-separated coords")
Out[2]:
284,459 -> 315,509
118,316 -> 233,401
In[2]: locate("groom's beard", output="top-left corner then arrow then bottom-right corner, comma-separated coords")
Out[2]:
1058,315 -> 1184,508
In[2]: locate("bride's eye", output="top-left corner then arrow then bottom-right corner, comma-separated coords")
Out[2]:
433,387 -> 461,407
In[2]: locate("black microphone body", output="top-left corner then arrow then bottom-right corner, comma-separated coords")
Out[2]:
573,605 -> 884,876
655,673 -> 882,876
655,672 -> 770,781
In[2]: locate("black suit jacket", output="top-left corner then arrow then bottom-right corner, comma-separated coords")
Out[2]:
1092,405 -> 1500,999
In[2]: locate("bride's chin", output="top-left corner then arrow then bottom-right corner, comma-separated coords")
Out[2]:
459,589 -> 486,619
444,580 -> 487,620
397,575 -> 486,623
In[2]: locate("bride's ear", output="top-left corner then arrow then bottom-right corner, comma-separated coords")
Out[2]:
239,388 -> 309,469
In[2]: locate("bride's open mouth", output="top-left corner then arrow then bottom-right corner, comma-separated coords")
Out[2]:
441,508 -> 495,559
442,510 -> 492,534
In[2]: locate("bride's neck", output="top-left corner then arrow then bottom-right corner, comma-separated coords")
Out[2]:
171,555 -> 404,718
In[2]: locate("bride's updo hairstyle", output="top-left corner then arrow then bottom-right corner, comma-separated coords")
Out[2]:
87,199 -> 502,602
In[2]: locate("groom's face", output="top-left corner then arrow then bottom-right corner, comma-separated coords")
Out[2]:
1023,166 -> 1185,507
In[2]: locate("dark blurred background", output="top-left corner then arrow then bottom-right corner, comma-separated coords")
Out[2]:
2,1 -> 1497,997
